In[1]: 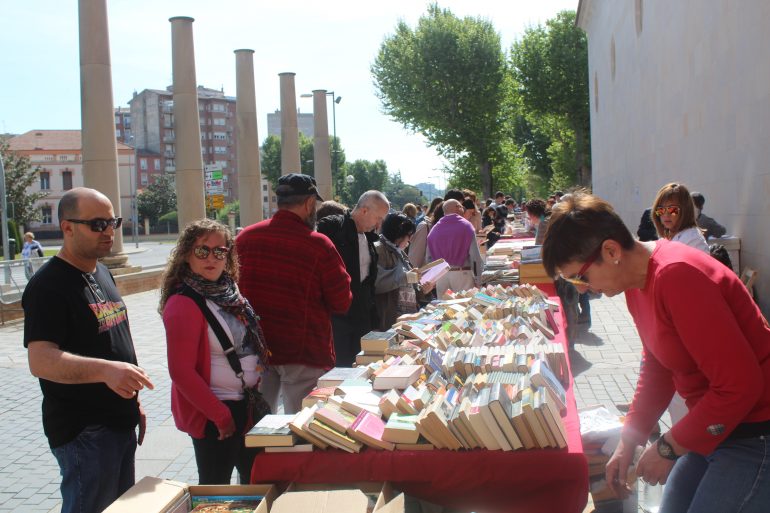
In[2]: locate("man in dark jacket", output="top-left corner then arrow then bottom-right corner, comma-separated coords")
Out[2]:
317,190 -> 390,366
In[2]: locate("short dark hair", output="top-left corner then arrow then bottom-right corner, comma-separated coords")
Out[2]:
444,189 -> 465,202
427,197 -> 443,216
504,198 -> 515,206
58,190 -> 80,225
495,191 -> 504,198
542,193 -> 635,278
380,213 -> 416,243
691,192 -> 705,210
525,198 -> 547,218
461,199 -> 476,211
317,200 -> 347,219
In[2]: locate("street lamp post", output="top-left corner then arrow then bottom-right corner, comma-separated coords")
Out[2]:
127,136 -> 139,248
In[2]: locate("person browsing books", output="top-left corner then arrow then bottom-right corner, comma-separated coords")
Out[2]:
23,187 -> 154,513
236,174 -> 352,412
541,192 -> 770,513
426,199 -> 482,296
374,213 -> 435,329
317,190 -> 390,367
160,219 -> 270,485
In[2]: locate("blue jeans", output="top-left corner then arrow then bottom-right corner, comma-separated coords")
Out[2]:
660,435 -> 770,513
52,425 -> 137,513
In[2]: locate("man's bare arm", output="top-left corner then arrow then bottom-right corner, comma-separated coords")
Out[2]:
28,341 -> 153,399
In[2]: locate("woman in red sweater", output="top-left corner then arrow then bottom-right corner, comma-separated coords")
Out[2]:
542,193 -> 770,513
159,219 -> 269,485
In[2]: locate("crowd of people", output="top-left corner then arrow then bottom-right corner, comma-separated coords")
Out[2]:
20,176 -> 755,513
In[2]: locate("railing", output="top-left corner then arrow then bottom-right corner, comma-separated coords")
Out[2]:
0,257 -> 52,323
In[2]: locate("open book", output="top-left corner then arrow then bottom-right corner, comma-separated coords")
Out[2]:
406,259 -> 450,285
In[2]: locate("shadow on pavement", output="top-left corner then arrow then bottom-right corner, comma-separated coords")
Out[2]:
574,330 -> 604,347
568,348 -> 593,378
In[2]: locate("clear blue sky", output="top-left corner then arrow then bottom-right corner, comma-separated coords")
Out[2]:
1,0 -> 577,187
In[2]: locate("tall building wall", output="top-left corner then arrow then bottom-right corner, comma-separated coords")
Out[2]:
578,0 -> 770,314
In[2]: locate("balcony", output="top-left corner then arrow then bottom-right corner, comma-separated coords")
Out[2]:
164,165 -> 176,173
164,151 -> 175,158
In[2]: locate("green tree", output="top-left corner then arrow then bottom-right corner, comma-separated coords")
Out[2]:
343,159 -> 389,206
217,200 -> 240,227
372,4 -> 508,198
509,10 -> 591,186
137,174 -> 177,225
261,134 -> 346,191
0,137 -> 49,227
384,172 -> 424,210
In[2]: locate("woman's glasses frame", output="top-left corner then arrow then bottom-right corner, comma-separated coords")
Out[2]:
193,245 -> 230,261
559,241 -> 605,287
654,205 -> 681,217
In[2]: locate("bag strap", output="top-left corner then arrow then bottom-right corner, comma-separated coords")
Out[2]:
177,285 -> 245,381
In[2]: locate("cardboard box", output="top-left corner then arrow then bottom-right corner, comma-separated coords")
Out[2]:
271,482 -> 404,513
104,476 -> 277,513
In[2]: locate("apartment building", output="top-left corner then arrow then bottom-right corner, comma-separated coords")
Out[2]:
7,130 -> 134,234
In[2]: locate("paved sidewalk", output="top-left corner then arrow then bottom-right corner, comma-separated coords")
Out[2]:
0,289 -> 645,512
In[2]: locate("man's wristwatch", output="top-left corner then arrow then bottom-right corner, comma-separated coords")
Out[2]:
656,435 -> 679,461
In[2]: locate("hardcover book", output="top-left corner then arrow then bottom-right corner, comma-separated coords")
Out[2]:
245,414 -> 297,448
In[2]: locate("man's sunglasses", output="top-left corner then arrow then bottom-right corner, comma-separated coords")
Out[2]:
654,205 -> 681,217
66,217 -> 123,232
193,245 -> 230,260
559,241 -> 604,287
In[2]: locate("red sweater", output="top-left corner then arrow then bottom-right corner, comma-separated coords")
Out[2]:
236,210 -> 352,368
163,295 -> 232,439
625,240 -> 770,455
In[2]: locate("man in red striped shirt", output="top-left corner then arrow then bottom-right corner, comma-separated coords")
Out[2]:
236,174 -> 352,414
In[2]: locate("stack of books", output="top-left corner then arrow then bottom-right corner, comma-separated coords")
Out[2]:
246,283 -> 572,454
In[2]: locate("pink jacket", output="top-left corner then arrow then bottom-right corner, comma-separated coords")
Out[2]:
163,294 -> 232,439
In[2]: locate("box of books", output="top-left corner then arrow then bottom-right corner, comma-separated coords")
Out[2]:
276,482 -> 404,513
104,476 -> 277,513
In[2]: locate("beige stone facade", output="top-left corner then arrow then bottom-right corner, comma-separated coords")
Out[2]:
578,0 -> 770,314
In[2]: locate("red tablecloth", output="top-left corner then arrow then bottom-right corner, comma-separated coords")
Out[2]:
251,284 -> 587,513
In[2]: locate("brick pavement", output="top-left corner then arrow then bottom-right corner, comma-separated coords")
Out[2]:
0,289 -> 647,512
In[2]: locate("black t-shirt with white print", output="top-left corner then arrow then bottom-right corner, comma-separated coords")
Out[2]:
22,256 -> 139,448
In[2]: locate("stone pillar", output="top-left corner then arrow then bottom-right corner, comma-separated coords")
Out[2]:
312,90 -> 332,201
79,0 -> 124,254
234,49 -> 263,226
279,72 -> 301,175
170,16 -> 206,231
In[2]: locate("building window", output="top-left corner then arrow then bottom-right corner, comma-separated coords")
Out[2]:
213,132 -> 227,140
58,155 -> 69,162
263,195 -> 269,203
154,158 -> 160,169
213,118 -> 226,126
62,171 -> 73,190
116,129 -> 121,138
214,146 -> 227,154
40,171 -> 50,190
141,173 -> 149,186
124,115 -> 131,126
43,155 -> 54,161
140,158 -> 148,170
263,185 -> 268,191
41,206 -> 52,224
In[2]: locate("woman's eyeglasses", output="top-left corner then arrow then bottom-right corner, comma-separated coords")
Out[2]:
654,206 -> 681,217
559,241 -> 604,287
67,217 -> 123,232
193,245 -> 230,260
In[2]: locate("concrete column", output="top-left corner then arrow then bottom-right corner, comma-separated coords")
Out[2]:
170,16 -> 206,231
312,90 -> 332,201
79,0 -> 124,254
279,72 -> 301,175
234,49 -> 263,226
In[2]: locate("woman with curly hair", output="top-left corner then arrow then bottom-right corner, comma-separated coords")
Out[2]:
159,219 -> 269,485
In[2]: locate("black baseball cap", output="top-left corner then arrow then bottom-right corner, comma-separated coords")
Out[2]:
275,173 -> 323,201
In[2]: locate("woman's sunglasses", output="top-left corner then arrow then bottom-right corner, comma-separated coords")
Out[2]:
654,206 -> 681,217
66,217 -> 123,232
193,245 -> 230,260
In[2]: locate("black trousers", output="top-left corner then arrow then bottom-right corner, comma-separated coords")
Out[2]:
191,399 -> 258,485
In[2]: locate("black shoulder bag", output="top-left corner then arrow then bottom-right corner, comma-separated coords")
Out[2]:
178,286 -> 271,433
